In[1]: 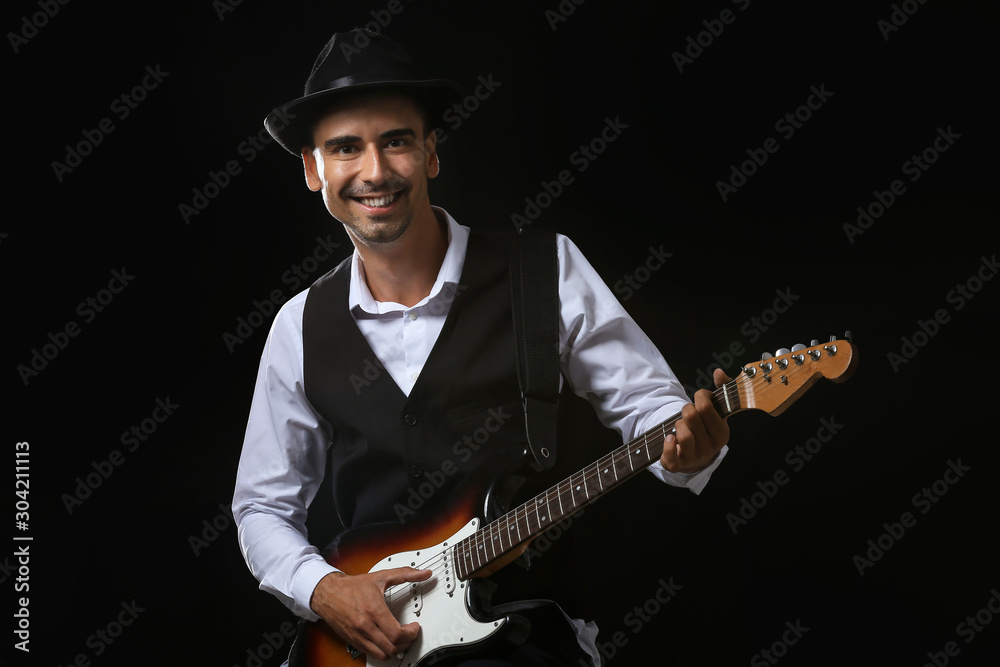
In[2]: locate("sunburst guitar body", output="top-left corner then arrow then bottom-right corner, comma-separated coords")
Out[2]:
302,338 -> 859,666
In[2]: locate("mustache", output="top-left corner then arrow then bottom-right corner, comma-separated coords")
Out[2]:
341,179 -> 409,198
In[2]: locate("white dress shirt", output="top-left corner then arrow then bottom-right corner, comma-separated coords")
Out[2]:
233,207 -> 728,622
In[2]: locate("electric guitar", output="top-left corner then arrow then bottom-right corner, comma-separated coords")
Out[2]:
302,339 -> 858,666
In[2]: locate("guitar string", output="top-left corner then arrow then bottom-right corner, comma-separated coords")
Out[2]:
445,360 -> 809,572
382,351 -> 835,612
443,356 -> 828,577
437,363 -> 790,581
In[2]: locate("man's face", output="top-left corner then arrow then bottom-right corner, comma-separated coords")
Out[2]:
302,91 -> 439,248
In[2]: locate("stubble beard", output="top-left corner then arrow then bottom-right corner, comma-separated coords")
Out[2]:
335,175 -> 417,246
345,209 -> 414,246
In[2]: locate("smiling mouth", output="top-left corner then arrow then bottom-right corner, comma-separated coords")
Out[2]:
352,192 -> 399,208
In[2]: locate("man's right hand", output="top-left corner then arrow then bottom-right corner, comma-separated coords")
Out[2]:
310,567 -> 433,661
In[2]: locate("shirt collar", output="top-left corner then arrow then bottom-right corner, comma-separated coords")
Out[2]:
349,206 -> 470,315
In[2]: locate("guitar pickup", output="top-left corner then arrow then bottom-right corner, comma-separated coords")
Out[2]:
405,581 -> 423,616
441,548 -> 456,596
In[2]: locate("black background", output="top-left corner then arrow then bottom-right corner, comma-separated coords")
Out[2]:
5,0 -> 999,665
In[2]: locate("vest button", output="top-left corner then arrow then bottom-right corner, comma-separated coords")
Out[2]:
403,413 -> 418,426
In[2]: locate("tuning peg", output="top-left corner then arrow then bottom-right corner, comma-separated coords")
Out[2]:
810,339 -> 819,347
791,344 -> 807,352
776,348 -> 791,356
760,352 -> 773,360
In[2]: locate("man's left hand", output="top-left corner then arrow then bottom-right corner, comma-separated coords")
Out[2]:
660,368 -> 731,474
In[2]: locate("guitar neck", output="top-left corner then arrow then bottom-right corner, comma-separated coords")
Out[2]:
452,381 -> 743,580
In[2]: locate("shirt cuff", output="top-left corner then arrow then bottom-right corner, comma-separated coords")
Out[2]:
291,559 -> 342,622
647,445 -> 729,495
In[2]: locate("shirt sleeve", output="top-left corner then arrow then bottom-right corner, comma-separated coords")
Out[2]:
555,235 -> 728,494
232,291 -> 339,621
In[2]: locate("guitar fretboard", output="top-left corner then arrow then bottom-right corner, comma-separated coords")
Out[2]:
452,380 -> 742,580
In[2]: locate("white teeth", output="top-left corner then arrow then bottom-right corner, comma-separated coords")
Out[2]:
358,193 -> 396,207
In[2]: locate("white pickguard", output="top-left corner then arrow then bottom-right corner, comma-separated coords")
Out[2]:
365,518 -> 505,666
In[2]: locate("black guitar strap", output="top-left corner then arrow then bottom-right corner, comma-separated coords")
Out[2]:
509,228 -> 560,472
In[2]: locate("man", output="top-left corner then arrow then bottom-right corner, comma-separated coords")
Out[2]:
233,29 -> 731,666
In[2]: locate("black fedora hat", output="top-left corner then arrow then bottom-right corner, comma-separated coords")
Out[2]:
265,29 -> 462,155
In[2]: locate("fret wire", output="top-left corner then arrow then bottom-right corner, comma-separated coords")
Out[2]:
458,383 -> 760,579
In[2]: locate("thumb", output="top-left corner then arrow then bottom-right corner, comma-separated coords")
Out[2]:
713,368 -> 733,388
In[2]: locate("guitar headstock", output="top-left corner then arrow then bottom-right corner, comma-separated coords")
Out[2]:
734,338 -> 858,416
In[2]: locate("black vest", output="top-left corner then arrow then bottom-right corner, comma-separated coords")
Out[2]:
301,229 -> 532,532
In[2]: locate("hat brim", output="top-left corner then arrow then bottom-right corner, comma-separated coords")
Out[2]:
265,78 -> 462,156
